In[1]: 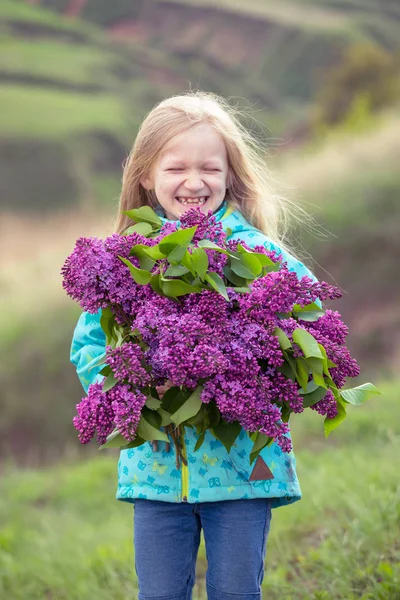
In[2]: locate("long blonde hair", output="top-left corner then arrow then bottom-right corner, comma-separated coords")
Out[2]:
115,91 -> 304,250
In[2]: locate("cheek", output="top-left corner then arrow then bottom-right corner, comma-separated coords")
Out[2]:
158,176 -> 180,191
211,175 -> 228,192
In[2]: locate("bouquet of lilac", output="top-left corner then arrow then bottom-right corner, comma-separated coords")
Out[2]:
62,207 -> 380,467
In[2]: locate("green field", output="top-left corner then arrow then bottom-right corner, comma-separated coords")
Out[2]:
0,379 -> 398,599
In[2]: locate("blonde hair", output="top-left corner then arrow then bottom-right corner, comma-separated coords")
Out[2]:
116,91 -> 304,251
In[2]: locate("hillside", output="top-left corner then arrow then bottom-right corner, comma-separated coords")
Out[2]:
1,0 -> 399,213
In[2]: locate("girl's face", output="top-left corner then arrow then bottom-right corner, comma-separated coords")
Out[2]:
141,123 -> 230,220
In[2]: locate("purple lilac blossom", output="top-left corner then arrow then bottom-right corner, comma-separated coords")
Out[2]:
109,384 -> 147,441
106,344 -> 151,387
311,389 -> 338,419
65,208 -> 360,451
73,381 -> 114,445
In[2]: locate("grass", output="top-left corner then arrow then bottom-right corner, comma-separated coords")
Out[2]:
0,0 -> 100,39
0,85 -> 128,140
0,37 -> 119,87
0,379 -> 398,599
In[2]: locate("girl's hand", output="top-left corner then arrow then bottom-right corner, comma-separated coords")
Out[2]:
155,380 -> 173,398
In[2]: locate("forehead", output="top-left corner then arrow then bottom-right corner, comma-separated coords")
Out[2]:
160,123 -> 227,163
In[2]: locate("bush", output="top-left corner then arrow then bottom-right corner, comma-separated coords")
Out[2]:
314,42 -> 400,129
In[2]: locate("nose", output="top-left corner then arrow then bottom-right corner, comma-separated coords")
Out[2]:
184,171 -> 205,191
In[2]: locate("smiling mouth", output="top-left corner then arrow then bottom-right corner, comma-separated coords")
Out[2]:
175,196 -> 209,206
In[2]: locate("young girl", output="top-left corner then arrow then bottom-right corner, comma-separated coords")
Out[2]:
70,91 -> 318,600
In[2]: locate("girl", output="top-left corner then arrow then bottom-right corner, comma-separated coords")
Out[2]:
70,91 -> 318,600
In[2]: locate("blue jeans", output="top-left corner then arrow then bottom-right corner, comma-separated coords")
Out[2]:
133,498 -> 272,600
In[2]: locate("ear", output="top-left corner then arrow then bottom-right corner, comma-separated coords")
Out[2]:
139,175 -> 153,190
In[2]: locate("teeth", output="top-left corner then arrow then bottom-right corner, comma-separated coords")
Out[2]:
176,197 -> 208,205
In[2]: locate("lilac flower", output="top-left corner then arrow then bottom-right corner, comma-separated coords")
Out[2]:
311,389 -> 338,419
73,382 -> 114,445
109,384 -> 147,441
180,208 -> 225,245
65,208 -> 361,453
106,344 -> 151,387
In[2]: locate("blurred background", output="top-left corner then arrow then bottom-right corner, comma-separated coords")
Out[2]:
0,1 -> 399,598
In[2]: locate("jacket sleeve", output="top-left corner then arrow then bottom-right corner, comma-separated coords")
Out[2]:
70,310 -> 107,393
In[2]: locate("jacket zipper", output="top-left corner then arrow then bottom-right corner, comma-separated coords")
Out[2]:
180,427 -> 189,502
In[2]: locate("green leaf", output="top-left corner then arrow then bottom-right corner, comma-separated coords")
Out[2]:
129,243 -> 165,261
261,263 -> 280,274
99,428 -> 125,449
112,327 -> 124,348
119,435 -> 146,449
274,326 -> 292,351
164,264 -> 190,277
159,226 -> 198,255
292,328 -> 323,359
237,244 -> 276,268
99,364 -> 111,377
181,250 -> 194,274
142,406 -> 162,427
186,403 -> 207,427
298,380 -> 319,394
317,344 -> 331,377
145,396 -> 162,410
100,310 -> 114,344
230,253 -> 262,279
137,408 -> 169,442
167,245 -> 189,264
123,222 -> 153,236
118,256 -> 152,285
138,254 -> 156,271
157,408 -> 172,426
161,387 -> 190,414
340,383 -> 382,405
150,273 -> 164,295
306,357 -> 327,388
293,302 -> 325,322
194,431 -> 206,452
295,356 -> 310,391
122,206 -> 162,227
249,431 -> 273,465
223,264 -> 247,286
233,287 -> 251,293
212,420 -> 242,453
162,279 -> 200,297
207,401 -> 221,429
170,386 -> 203,427
301,385 -> 327,408
324,399 -> 347,437
102,372 -> 118,392
191,247 -> 209,280
205,272 -> 229,300
280,403 -> 292,423
197,239 -> 229,255
282,352 -> 297,381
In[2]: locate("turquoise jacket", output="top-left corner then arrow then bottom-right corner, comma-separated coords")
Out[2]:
70,202 -> 318,508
